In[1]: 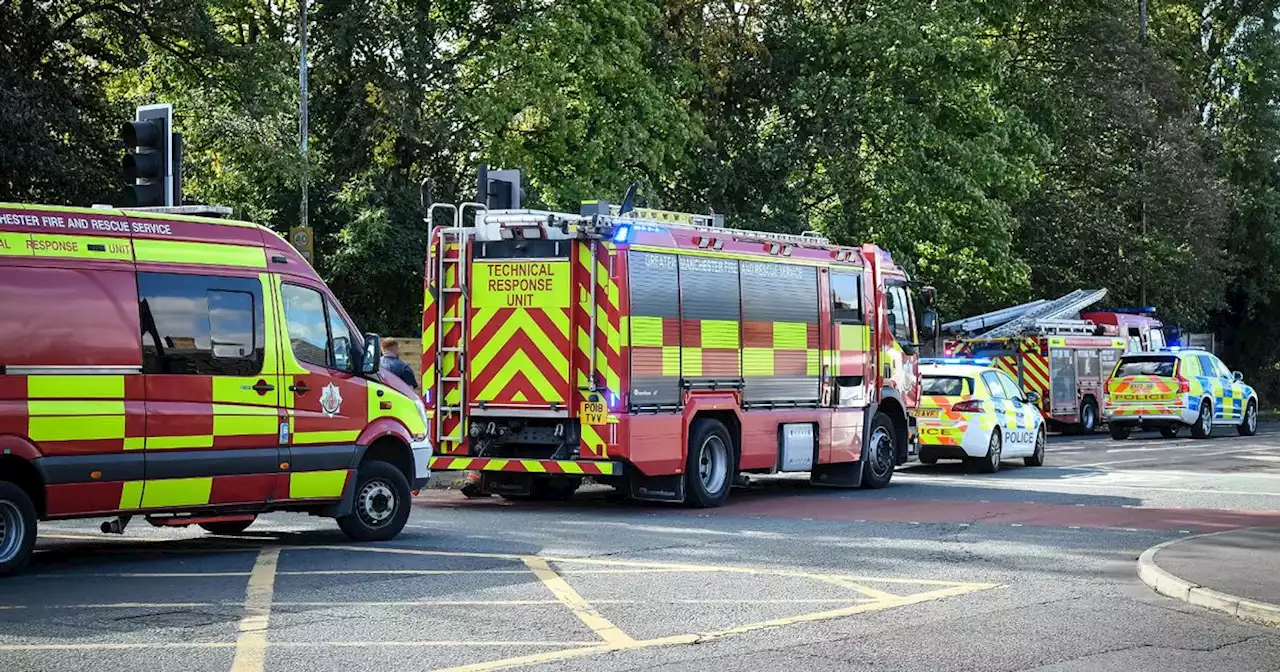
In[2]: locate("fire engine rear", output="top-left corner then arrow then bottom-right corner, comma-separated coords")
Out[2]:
422,171 -> 937,506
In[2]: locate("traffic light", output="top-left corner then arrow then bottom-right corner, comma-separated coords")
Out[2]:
121,104 -> 176,207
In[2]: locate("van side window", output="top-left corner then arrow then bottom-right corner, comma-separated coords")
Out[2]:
327,301 -> 354,371
831,272 -> 861,323
282,284 -> 330,368
138,273 -> 264,376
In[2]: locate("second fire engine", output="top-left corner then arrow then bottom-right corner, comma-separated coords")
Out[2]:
421,172 -> 937,507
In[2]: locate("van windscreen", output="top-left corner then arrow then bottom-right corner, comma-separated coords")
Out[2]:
1114,356 -> 1176,378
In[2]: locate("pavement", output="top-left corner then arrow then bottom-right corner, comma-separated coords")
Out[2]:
1139,526 -> 1280,627
6,424 -> 1280,671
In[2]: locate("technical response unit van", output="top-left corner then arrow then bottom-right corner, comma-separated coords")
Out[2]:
422,182 -> 937,507
0,203 -> 432,575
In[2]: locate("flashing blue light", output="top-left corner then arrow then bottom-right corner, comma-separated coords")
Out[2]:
921,357 -> 992,366
613,225 -> 631,243
606,391 -> 618,410
423,388 -> 432,404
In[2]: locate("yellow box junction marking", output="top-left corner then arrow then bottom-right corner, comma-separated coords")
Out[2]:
6,543 -> 998,672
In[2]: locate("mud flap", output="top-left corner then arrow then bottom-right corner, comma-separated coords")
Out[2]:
628,473 -> 685,503
810,460 -> 864,488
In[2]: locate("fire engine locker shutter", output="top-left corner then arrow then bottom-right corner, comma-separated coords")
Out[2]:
627,251 -> 681,407
678,256 -> 742,387
740,261 -> 820,405
1050,348 -> 1077,413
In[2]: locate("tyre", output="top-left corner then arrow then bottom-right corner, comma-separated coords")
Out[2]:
918,452 -> 938,465
1239,400 -> 1258,437
337,460 -> 412,542
1078,398 -> 1099,435
1109,424 -> 1131,440
1190,399 -> 1214,440
969,430 -> 1002,474
683,418 -> 735,508
199,517 -> 256,535
861,412 -> 897,489
0,481 -> 38,577
1159,425 -> 1180,439
1024,428 -> 1046,467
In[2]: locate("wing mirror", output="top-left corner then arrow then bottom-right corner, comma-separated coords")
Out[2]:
1233,371 -> 1244,382
361,333 -> 381,375
918,309 -> 939,342
1024,391 -> 1041,404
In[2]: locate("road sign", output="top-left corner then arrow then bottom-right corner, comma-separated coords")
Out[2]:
290,226 -> 314,263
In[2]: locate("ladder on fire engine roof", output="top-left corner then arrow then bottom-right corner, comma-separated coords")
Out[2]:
474,206 -> 832,247
973,288 -> 1109,340
429,202 -> 486,447
941,298 -> 1049,336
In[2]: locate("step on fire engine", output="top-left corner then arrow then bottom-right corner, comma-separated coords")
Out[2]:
422,169 -> 938,507
944,290 -> 1167,434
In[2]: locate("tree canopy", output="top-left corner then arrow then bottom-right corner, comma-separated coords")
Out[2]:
5,0 -> 1280,397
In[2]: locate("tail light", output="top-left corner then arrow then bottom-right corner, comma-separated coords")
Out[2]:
1176,376 -> 1190,393
951,399 -> 984,413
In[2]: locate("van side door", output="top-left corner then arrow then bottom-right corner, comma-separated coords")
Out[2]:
137,272 -> 280,510
277,279 -> 368,502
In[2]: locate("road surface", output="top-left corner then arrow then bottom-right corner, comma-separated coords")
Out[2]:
5,425 -> 1280,672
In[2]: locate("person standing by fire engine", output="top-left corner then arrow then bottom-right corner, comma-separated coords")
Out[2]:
380,338 -> 418,390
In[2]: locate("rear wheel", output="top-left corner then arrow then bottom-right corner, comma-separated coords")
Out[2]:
1109,424 -> 1131,440
0,481 -> 37,577
338,460 -> 412,542
918,452 -> 938,465
861,412 -> 897,489
1078,398 -> 1099,434
1024,429 -> 1046,467
969,430 -> 1002,474
1239,400 -> 1258,437
1190,400 -> 1214,440
1159,425 -> 1180,439
684,419 -> 734,508
199,517 -> 256,535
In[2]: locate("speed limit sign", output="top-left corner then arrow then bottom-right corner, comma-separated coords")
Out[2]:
289,226 -> 314,263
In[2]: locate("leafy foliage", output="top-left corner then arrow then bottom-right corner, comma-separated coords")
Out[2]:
3,0 -> 1279,395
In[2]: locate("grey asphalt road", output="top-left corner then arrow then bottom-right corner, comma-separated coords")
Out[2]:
5,425 -> 1280,672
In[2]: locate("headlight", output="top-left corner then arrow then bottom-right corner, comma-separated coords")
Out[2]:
414,397 -> 429,431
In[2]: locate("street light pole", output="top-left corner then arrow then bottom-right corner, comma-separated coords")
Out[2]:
1138,0 -> 1148,307
299,0 -> 309,252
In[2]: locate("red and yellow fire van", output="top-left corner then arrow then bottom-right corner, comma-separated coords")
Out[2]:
0,203 -> 432,575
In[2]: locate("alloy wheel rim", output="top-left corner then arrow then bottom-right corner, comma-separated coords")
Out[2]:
990,432 -> 1001,468
1202,404 -> 1212,433
1084,406 -> 1096,430
699,435 -> 729,493
0,501 -> 23,564
869,427 -> 893,478
357,480 -> 396,528
1248,404 -> 1258,432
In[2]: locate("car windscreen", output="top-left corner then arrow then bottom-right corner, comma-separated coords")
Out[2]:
1114,356 -> 1177,378
921,375 -> 970,397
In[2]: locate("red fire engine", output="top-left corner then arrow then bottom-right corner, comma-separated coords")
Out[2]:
422,177 -> 937,506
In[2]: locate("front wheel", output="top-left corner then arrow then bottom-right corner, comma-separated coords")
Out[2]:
1159,425 -> 1180,439
1190,400 -> 1214,440
338,460 -> 412,542
861,412 -> 897,489
1239,400 -> 1258,437
0,482 -> 37,576
1024,429 -> 1046,467
684,418 -> 734,508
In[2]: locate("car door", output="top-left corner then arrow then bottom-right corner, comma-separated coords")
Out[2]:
980,371 -> 1013,443
277,279 -> 369,501
1206,354 -> 1242,421
996,371 -> 1035,454
1194,354 -> 1227,422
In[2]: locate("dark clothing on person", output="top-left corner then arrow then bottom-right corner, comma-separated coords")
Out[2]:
380,355 -> 418,389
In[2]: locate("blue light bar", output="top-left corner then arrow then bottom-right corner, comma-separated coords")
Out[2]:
920,357 -> 992,366
612,225 -> 631,243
